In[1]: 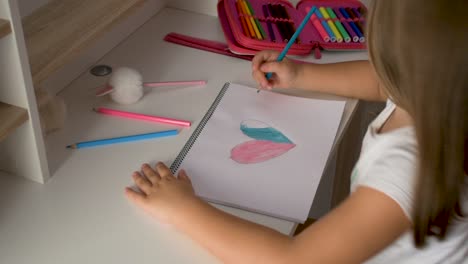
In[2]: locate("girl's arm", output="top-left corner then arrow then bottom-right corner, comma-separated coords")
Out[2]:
252,51 -> 387,102
126,163 -> 411,264
295,61 -> 388,101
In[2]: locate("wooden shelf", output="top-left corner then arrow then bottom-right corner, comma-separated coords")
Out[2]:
0,18 -> 12,39
22,0 -> 146,85
0,102 -> 28,142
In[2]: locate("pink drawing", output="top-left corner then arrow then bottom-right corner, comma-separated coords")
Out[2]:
230,120 -> 296,164
231,140 -> 296,164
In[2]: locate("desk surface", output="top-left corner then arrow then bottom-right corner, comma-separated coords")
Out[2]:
0,8 -> 367,264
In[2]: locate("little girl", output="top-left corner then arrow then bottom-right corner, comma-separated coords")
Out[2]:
125,0 -> 467,263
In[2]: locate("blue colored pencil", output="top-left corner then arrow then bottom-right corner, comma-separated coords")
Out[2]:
265,6 -> 317,80
66,129 -> 179,149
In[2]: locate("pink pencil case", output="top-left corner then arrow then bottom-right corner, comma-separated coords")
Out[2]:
218,0 -> 367,59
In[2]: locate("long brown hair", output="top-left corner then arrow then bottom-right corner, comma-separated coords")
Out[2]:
366,0 -> 467,247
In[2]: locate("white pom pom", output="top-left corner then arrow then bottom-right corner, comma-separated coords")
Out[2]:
109,67 -> 144,104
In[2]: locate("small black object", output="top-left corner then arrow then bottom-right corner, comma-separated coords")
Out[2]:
90,65 -> 112,76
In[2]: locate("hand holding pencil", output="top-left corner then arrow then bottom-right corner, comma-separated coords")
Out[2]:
251,50 -> 301,90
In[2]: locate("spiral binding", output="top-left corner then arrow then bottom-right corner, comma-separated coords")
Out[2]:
170,82 -> 231,174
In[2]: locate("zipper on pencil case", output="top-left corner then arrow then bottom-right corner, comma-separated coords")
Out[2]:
312,42 -> 322,59
310,41 -> 365,58
164,32 -> 253,61
166,31 -> 320,61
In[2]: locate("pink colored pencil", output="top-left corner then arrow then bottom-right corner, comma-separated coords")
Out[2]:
309,13 -> 330,42
95,80 -> 207,96
94,107 -> 191,127
143,80 -> 206,87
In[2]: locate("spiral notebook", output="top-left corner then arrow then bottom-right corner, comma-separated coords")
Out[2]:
171,82 -> 345,223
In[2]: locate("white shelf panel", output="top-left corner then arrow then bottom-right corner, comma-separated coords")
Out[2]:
23,0 -> 148,84
0,101 -> 28,142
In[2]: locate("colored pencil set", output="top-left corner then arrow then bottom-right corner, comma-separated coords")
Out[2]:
236,0 -> 297,43
236,0 -> 267,40
237,1 -> 365,44
263,3 -> 298,43
66,107 -> 191,149
308,6 -> 365,43
225,0 -> 367,58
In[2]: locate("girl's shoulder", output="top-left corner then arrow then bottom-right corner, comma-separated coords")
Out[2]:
351,101 -> 419,221
358,100 -> 417,175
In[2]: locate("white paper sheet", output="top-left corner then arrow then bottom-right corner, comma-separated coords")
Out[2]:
175,83 -> 345,222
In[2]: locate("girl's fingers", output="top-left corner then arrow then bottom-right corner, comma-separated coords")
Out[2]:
252,51 -> 279,70
251,51 -> 268,70
178,169 -> 192,183
253,62 -> 280,89
124,187 -> 147,206
141,163 -> 161,184
252,70 -> 269,89
260,61 -> 282,75
251,51 -> 282,90
155,162 -> 174,179
132,171 -> 153,194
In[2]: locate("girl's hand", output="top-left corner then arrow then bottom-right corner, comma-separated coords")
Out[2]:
125,162 -> 198,225
251,50 -> 301,90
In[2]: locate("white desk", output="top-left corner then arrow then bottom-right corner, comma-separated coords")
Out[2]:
0,8 -> 367,264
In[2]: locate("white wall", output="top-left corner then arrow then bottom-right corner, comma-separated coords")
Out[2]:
168,0 -> 218,16
167,0 -> 301,16
168,0 -> 369,17
17,0 -> 50,17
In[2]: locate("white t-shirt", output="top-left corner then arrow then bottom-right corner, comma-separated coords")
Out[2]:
351,101 -> 468,264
